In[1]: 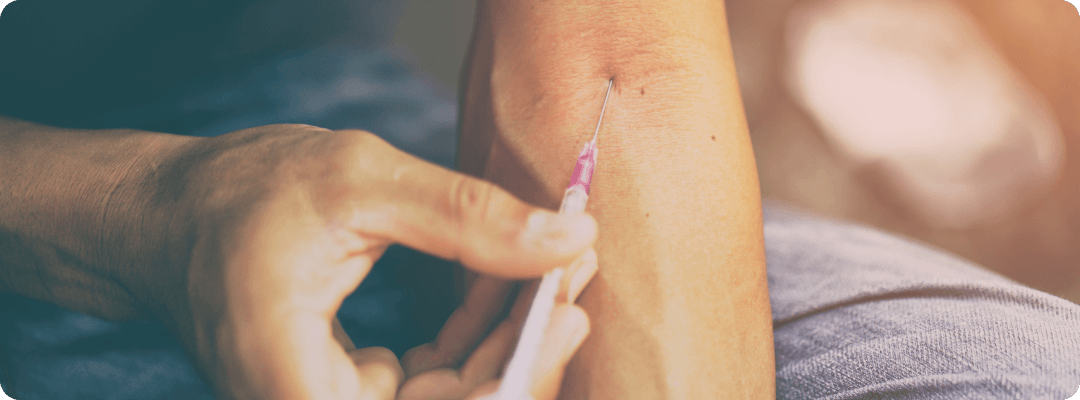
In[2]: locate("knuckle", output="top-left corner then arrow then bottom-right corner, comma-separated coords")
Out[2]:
449,175 -> 496,236
335,129 -> 382,150
333,130 -> 393,167
335,128 -> 377,138
273,123 -> 328,132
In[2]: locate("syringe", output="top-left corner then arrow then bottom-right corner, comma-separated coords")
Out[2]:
559,78 -> 611,215
491,79 -> 613,400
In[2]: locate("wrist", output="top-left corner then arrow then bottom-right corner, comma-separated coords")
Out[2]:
0,118 -> 199,319
95,131 -> 201,320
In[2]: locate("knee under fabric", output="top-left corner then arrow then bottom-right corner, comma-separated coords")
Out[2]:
764,204 -> 1080,400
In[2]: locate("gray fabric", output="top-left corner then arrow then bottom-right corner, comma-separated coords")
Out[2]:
765,205 -> 1080,399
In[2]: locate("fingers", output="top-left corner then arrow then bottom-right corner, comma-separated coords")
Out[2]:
347,347 -> 405,400
403,245 -> 597,377
466,381 -> 502,400
559,248 -> 598,304
398,281 -> 539,400
401,286 -> 592,400
227,194 -> 399,399
459,314 -> 528,386
529,305 -> 590,400
397,368 -> 467,400
346,138 -> 596,278
233,316 -> 398,400
402,276 -> 515,376
450,281 -> 538,392
335,320 -> 415,400
456,277 -> 587,400
398,298 -> 533,400
401,248 -> 598,399
466,305 -> 590,400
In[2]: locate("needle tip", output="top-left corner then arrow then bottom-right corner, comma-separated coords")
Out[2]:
591,79 -> 614,142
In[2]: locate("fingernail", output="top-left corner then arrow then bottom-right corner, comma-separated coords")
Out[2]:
523,211 -> 595,253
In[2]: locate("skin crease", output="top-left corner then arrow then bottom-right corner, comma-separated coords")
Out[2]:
455,0 -> 774,398
1,0 -> 770,398
0,118 -> 601,399
0,2 -> 1071,397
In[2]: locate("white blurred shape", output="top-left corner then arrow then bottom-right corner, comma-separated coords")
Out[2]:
0,1 -> 16,18
1067,0 -> 1079,16
785,0 -> 1065,229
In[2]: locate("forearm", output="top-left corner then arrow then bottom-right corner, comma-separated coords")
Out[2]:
0,116 -> 193,319
462,1 -> 773,398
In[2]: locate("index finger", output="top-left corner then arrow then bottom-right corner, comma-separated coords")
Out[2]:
342,135 -> 597,278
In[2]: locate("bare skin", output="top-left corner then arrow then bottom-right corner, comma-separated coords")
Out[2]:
1,0 -> 774,398
0,119 -> 599,400
411,0 -> 775,398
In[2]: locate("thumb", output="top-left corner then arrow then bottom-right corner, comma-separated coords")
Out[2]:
359,150 -> 597,278
467,305 -> 590,400
530,305 -> 590,400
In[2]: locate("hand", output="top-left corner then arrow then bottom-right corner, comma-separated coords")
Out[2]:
398,248 -> 599,400
147,124 -> 596,399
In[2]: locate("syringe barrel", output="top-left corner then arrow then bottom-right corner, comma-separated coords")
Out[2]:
559,186 -> 589,215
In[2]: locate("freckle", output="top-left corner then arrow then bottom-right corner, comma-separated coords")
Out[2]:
640,88 -> 645,95
711,136 -> 716,141
645,213 -> 650,218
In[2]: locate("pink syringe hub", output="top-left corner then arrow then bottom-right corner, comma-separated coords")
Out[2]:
567,141 -> 598,194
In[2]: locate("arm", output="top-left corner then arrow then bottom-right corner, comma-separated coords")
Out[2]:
0,116 -> 598,399
0,116 -> 188,321
458,0 -> 774,397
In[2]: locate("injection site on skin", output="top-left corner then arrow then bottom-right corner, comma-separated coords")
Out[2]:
493,78 -> 613,400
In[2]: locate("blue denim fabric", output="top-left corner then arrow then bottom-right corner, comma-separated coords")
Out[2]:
2,46 -> 1079,400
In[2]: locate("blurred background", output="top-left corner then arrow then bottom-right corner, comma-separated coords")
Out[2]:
393,0 -> 476,89
393,0 -> 1080,302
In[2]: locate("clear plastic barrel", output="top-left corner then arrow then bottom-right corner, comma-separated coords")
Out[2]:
559,186 -> 589,215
